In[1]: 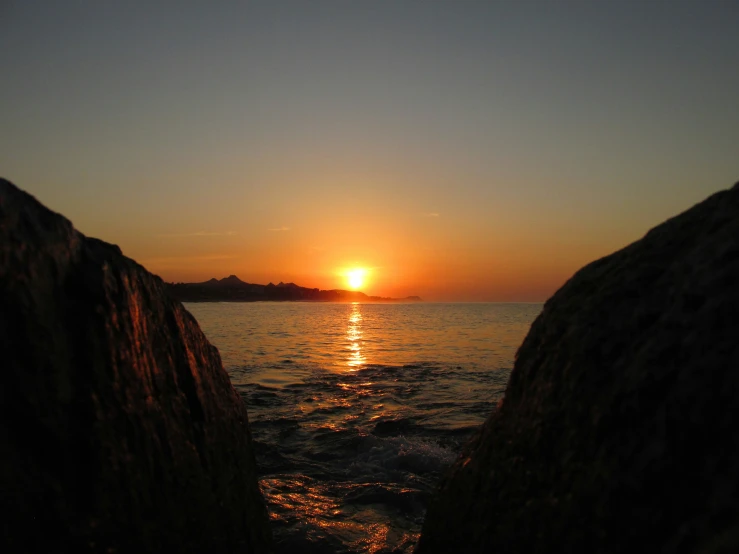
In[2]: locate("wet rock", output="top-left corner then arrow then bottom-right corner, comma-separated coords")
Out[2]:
0,179 -> 272,553
417,183 -> 739,553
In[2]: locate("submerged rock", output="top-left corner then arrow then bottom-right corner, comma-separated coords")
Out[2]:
417,183 -> 739,553
0,179 -> 272,553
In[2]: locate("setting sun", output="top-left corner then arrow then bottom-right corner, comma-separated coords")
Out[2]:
346,268 -> 366,290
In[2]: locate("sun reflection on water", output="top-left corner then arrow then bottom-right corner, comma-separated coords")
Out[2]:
346,302 -> 366,369
262,474 -> 416,553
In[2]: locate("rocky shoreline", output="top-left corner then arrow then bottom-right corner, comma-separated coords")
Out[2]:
2,177 -> 738,553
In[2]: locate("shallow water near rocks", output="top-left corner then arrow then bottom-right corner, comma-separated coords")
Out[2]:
186,302 -> 541,553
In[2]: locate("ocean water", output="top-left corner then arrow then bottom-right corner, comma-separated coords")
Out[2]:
185,302 -> 542,553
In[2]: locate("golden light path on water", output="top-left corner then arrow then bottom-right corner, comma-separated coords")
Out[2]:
346,303 -> 366,369
259,303 -> 416,552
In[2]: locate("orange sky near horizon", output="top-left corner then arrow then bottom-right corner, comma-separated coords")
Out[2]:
2,2 -> 737,301
63,173 -> 683,302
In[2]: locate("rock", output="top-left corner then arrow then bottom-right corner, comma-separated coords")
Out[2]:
417,183 -> 739,554
0,179 -> 272,553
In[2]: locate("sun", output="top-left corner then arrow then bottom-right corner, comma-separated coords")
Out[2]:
346,268 -> 366,290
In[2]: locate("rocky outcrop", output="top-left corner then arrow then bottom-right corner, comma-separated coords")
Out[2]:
417,182 -> 739,553
0,179 -> 272,553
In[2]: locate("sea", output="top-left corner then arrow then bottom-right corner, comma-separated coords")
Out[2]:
185,301 -> 542,554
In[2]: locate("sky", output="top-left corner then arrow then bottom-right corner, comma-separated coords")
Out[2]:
1,0 -> 737,301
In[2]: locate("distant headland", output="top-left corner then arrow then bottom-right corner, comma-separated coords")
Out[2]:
167,275 -> 422,303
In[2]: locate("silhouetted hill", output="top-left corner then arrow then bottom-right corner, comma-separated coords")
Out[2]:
168,278 -> 422,303
218,275 -> 247,286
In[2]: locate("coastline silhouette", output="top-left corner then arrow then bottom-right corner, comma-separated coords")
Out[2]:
168,275 -> 423,303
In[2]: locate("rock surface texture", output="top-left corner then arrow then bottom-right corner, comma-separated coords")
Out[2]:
0,179 -> 272,553
417,182 -> 739,554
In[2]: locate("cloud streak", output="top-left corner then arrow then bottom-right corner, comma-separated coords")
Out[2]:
424,212 -> 440,217
158,231 -> 237,237
140,254 -> 239,266
268,226 -> 291,232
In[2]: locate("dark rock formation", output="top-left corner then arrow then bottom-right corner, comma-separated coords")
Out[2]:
0,179 -> 272,553
417,183 -> 739,554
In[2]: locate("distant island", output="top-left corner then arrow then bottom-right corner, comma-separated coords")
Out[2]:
167,275 -> 422,303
